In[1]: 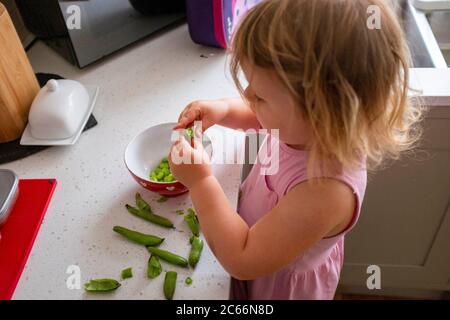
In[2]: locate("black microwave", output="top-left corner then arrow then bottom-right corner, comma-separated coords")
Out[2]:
16,0 -> 186,68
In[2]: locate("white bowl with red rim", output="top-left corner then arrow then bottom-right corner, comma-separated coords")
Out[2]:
124,122 -> 212,197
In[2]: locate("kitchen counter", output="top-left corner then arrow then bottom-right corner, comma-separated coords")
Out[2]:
0,24 -> 245,299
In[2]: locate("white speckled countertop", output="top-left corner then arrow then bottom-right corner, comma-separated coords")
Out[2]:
0,24 -> 245,300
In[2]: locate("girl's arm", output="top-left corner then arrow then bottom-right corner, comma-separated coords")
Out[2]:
217,98 -> 260,130
174,98 -> 260,132
189,175 -> 355,280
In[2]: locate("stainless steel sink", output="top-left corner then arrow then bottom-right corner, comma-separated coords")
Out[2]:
397,0 -> 448,68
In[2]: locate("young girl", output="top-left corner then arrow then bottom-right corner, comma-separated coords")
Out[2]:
169,0 -> 421,299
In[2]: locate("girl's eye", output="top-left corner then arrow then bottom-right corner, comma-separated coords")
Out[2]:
254,95 -> 264,102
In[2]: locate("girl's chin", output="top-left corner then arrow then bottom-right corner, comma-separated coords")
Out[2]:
258,128 -> 307,148
280,135 -> 310,150
286,143 -> 308,151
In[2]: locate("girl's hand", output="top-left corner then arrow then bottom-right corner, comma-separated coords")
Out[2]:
173,100 -> 229,132
168,127 -> 212,189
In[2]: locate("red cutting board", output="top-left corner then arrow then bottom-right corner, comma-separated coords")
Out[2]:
0,179 -> 57,300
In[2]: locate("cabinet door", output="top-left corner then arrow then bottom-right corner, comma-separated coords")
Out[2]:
340,116 -> 450,292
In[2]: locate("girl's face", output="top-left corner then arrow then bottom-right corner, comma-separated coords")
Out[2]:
241,61 -> 313,149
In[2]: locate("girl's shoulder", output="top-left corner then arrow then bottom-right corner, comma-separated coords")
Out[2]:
266,140 -> 367,236
265,137 -> 367,203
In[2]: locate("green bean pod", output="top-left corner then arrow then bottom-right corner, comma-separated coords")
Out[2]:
184,208 -> 200,237
147,255 -> 162,279
146,246 -> 188,268
113,226 -> 164,246
188,236 -> 204,268
84,279 -> 121,292
164,271 -> 177,300
135,193 -> 151,212
125,204 -> 174,229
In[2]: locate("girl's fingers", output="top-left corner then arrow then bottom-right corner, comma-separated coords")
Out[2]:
169,141 -> 179,157
174,115 -> 190,130
173,138 -> 181,146
179,135 -> 196,162
194,125 -> 202,137
192,126 -> 203,150
174,107 -> 192,129
188,109 -> 202,124
175,107 -> 205,130
177,112 -> 184,122
178,135 -> 192,149
178,107 -> 191,122
173,139 -> 185,158
175,111 -> 192,129
172,123 -> 185,130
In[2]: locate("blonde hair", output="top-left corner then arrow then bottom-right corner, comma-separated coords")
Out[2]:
231,0 -> 422,174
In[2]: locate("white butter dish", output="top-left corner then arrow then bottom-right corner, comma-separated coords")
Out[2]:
20,84 -> 99,146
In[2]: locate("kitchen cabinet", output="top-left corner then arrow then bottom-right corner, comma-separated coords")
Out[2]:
339,104 -> 450,298
338,1 -> 450,298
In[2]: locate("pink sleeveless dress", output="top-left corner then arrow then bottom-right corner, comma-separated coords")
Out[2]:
230,134 -> 367,300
